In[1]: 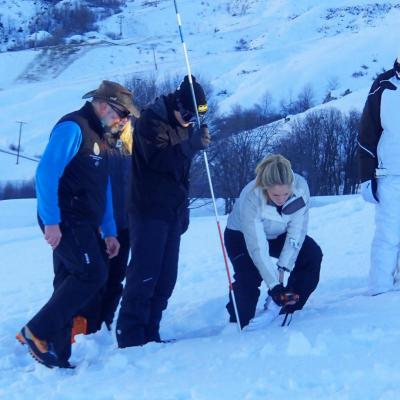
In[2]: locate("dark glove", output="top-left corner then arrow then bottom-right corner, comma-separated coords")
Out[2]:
360,178 -> 378,204
181,124 -> 211,157
180,208 -> 190,235
268,284 -> 299,307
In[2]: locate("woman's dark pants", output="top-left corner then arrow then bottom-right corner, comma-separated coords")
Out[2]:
225,228 -> 322,328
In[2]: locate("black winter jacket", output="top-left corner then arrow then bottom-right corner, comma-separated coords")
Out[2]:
358,69 -> 397,182
130,94 -> 195,223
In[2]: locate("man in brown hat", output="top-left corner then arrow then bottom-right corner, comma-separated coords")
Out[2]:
17,80 -> 138,368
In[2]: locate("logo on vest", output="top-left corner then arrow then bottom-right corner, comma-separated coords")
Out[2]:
93,142 -> 100,156
90,142 -> 103,166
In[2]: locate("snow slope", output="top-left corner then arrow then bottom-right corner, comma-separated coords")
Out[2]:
1,196 -> 399,399
1,0 -> 400,180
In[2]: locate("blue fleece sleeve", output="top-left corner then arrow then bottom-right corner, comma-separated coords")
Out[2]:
36,121 -> 82,225
101,177 -> 117,237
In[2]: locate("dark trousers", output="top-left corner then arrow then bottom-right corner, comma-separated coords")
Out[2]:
225,228 -> 322,328
79,228 -> 130,333
116,213 -> 181,348
28,221 -> 108,361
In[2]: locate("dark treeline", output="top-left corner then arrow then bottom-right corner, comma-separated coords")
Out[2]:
190,106 -> 360,213
0,179 -> 36,200
125,75 -> 319,138
2,76 -> 361,207
275,108 -> 360,197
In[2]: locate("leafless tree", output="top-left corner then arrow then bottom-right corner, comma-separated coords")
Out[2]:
275,107 -> 360,195
125,74 -> 218,124
124,74 -> 159,110
0,179 -> 36,200
340,109 -> 360,194
280,84 -> 315,116
204,125 -> 277,213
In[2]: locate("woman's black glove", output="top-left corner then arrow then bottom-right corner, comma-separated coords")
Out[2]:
268,284 -> 299,307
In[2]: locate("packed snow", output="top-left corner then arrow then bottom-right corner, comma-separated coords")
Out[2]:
1,196 -> 399,399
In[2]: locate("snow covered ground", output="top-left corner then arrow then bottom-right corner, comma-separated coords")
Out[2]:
1,195 -> 399,399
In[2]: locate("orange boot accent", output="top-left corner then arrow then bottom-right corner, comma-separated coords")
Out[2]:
16,332 -> 27,345
22,326 -> 49,353
71,316 -> 88,344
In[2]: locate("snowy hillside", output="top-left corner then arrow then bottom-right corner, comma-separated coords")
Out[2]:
1,0 -> 400,181
1,196 -> 400,399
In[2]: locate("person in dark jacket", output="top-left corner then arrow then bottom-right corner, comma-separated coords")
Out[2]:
358,56 -> 400,295
116,75 -> 211,348
73,120 -> 134,336
17,81 -> 139,368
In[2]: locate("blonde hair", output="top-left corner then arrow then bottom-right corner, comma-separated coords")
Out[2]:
119,119 -> 133,154
255,154 -> 294,188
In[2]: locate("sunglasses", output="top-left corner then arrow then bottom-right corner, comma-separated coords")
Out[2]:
108,103 -> 131,119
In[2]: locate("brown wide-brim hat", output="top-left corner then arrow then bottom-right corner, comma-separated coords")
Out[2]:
82,80 -> 140,118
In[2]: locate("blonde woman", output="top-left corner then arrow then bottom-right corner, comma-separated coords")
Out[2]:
225,154 -> 322,328
98,119 -> 133,330
73,119 -> 133,337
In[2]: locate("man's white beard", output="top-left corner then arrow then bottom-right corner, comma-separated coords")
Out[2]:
101,118 -> 122,135
106,124 -> 122,135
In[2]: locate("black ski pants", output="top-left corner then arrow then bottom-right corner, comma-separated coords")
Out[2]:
27,220 -> 108,362
225,228 -> 322,328
79,228 -> 130,333
116,213 -> 181,348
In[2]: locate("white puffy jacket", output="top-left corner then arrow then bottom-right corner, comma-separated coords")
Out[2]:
226,173 -> 310,288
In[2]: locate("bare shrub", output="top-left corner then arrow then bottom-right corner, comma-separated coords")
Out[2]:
228,0 -> 252,16
280,84 -> 315,116
198,126 -> 277,213
235,38 -> 249,51
124,74 -> 219,125
27,3 -> 96,46
274,108 -> 360,195
213,102 -> 282,140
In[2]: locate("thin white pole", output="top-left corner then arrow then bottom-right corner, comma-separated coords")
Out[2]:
173,0 -> 242,331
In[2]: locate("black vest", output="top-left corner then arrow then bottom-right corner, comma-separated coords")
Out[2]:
57,102 -> 109,227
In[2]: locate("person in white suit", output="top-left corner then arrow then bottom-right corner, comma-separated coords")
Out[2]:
359,55 -> 400,295
225,154 -> 322,328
